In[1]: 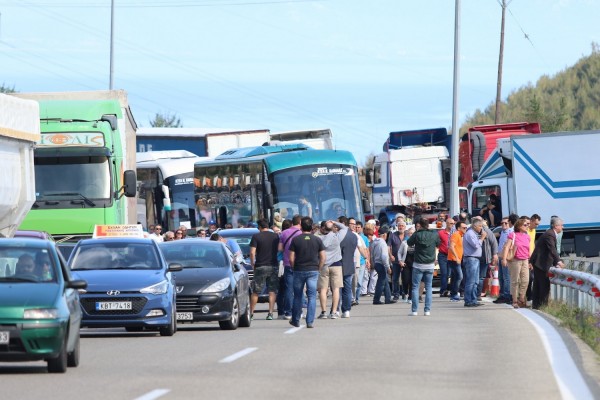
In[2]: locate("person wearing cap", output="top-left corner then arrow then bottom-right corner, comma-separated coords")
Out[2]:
407,217 -> 440,316
208,221 -> 218,236
370,225 -> 396,304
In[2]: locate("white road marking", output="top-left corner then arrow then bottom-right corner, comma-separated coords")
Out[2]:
133,389 -> 170,400
285,325 -> 304,334
219,347 -> 258,363
517,309 -> 594,400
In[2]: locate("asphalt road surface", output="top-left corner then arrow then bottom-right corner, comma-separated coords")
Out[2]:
2,296 -> 599,400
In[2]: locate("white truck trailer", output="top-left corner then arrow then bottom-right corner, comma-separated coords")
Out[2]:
469,130 -> 600,257
0,94 -> 40,237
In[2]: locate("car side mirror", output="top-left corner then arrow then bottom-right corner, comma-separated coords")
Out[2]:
67,279 -> 88,290
168,263 -> 183,272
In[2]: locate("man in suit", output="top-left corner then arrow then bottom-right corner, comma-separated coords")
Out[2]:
531,216 -> 565,309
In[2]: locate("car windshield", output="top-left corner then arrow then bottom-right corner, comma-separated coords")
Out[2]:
0,247 -> 58,283
218,235 -> 252,257
160,243 -> 227,269
69,243 -> 161,270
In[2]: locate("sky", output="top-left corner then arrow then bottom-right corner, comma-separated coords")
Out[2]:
1,0 -> 599,165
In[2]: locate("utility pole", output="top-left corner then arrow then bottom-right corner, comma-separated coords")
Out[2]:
495,0 -> 510,124
109,0 -> 115,90
449,0 -> 461,217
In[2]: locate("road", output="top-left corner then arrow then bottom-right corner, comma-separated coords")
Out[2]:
1,296 -> 598,400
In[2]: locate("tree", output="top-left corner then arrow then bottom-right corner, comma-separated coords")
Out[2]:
0,83 -> 16,93
149,112 -> 182,128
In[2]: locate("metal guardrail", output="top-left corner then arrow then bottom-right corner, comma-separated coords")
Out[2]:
549,260 -> 600,314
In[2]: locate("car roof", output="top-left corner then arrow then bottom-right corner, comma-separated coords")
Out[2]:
76,237 -> 155,245
13,230 -> 55,241
159,238 -> 226,248
216,228 -> 259,237
0,237 -> 54,249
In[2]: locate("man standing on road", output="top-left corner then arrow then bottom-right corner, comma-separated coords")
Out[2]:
370,225 -> 397,305
336,216 -> 363,318
473,216 -> 498,300
407,217 -> 440,316
278,215 -> 302,320
388,218 -> 406,301
352,220 -> 370,305
462,218 -> 486,307
437,217 -> 454,297
448,221 -> 466,301
531,216 -> 564,309
288,217 -> 326,328
316,220 -> 343,319
249,218 -> 280,320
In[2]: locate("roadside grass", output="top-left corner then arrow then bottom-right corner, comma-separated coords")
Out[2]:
541,300 -> 600,356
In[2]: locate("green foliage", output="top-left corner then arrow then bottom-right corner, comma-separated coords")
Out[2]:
149,112 -> 182,128
541,300 -> 600,356
0,83 -> 16,93
461,46 -> 600,133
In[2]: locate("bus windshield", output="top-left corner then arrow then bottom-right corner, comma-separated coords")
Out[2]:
271,165 -> 362,222
34,155 -> 111,202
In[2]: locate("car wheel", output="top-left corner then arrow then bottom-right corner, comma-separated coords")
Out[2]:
239,294 -> 251,328
219,295 -> 239,330
47,336 -> 68,373
67,334 -> 80,367
159,306 -> 176,337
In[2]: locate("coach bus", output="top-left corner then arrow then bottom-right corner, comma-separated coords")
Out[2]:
193,144 -> 366,228
136,150 -> 210,232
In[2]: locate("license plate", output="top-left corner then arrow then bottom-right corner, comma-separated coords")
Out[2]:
176,312 -> 194,320
0,331 -> 8,344
96,301 -> 132,310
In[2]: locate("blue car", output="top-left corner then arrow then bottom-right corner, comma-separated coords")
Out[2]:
68,237 -> 181,336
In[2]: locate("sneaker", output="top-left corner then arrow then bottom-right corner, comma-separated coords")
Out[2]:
351,301 -> 359,306
317,311 -> 328,319
301,313 -> 306,319
409,312 -> 418,316
288,320 -> 300,328
283,315 -> 292,320
329,312 -> 339,319
405,297 -> 411,303
424,311 -> 431,316
392,295 -> 400,301
449,296 -> 460,302
401,295 -> 406,300
266,313 -> 274,320
342,311 -> 350,318
277,315 -> 286,320
250,313 -> 254,320
306,323 -> 314,328
477,296 -> 482,301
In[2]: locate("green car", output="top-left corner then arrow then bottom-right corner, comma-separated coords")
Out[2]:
0,238 -> 87,373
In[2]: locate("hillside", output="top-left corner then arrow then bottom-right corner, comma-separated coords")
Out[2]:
461,45 -> 600,133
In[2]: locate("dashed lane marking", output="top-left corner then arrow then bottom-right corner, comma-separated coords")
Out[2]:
284,325 -> 304,334
218,347 -> 258,363
133,389 -> 170,400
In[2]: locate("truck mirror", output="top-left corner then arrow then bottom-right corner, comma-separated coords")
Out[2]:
123,170 -> 137,197
100,114 -> 118,131
362,198 -> 371,214
365,169 -> 373,187
265,193 -> 274,209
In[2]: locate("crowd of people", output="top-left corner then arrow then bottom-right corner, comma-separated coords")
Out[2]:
142,199 -> 565,327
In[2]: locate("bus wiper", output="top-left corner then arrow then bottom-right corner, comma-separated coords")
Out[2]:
45,192 -> 96,207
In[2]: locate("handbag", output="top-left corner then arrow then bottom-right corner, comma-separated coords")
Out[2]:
503,239 -> 515,261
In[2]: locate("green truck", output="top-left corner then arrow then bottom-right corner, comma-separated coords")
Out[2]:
14,91 -> 137,241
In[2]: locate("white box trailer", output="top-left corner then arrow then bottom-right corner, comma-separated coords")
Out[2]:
469,130 -> 600,256
0,94 -> 40,238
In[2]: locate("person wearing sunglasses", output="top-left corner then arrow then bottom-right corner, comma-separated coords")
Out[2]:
149,225 -> 164,242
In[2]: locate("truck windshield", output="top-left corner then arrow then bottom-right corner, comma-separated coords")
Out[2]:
271,165 -> 362,223
35,156 -> 111,201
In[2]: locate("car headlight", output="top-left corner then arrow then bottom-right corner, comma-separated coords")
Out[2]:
24,309 -> 59,319
201,278 -> 230,293
140,280 -> 169,295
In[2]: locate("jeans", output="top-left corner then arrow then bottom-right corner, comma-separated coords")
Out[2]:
499,258 -> 511,300
463,256 -> 480,305
339,274 -> 354,312
355,263 -> 366,301
373,263 -> 391,303
277,267 -> 294,317
448,260 -> 463,296
411,268 -> 433,312
477,258 -> 488,297
437,253 -> 449,293
391,262 -> 402,297
292,270 -> 318,325
401,266 -> 412,298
